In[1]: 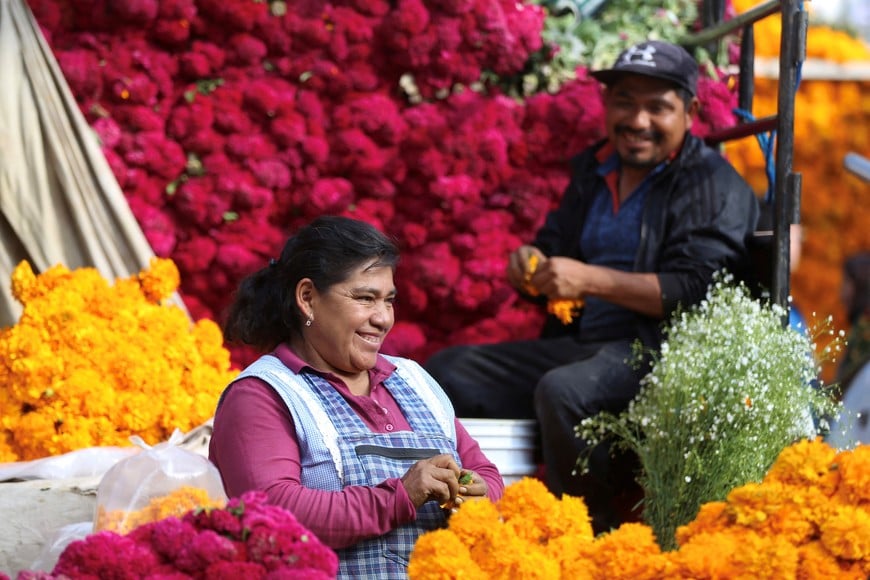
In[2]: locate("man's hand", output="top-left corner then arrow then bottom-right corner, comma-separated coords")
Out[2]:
507,245 -> 546,293
529,256 -> 590,299
400,454 -> 461,508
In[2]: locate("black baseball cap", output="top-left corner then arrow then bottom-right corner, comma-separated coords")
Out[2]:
591,40 -> 699,96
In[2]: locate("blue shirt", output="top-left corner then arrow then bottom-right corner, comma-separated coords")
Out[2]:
577,150 -> 666,338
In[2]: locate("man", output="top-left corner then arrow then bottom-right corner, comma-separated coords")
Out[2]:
425,40 -> 759,533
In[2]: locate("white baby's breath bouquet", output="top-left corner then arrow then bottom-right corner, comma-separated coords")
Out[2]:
577,273 -> 844,549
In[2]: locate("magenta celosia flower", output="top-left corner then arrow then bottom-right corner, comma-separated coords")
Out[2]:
167,97 -> 214,141
382,321 -> 427,358
173,236 -> 218,274
204,561 -> 267,579
308,178 -> 354,214
121,131 -> 186,179
114,0 -> 159,25
52,531 -> 161,577
128,516 -> 197,562
229,33 -> 268,66
114,105 -> 166,132
694,74 -> 739,137
173,529 -> 239,572
92,117 -> 123,149
248,158 -> 292,190
56,49 -> 102,99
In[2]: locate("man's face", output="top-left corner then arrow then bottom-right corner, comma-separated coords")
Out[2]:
604,75 -> 698,169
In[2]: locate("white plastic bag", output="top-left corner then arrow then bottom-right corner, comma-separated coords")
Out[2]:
93,430 -> 227,533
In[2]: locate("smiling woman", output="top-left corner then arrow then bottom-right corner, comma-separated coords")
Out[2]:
209,215 -> 505,579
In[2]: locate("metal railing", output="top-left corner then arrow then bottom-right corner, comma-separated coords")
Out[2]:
682,0 -> 805,314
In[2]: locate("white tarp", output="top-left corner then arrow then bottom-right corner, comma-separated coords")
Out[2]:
0,0 -> 158,327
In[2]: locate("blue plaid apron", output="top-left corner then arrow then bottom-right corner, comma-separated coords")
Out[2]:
231,355 -> 458,579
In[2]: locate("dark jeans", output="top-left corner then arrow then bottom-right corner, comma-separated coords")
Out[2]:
425,336 -> 648,532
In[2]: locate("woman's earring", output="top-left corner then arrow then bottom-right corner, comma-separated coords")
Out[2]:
305,317 -> 313,327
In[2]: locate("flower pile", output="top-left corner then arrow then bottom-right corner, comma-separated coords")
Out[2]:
96,485 -> 226,535
408,440 -> 870,578
26,0 -> 742,367
0,258 -> 237,461
578,274 -> 843,549
672,438 -> 870,578
15,491 -> 339,579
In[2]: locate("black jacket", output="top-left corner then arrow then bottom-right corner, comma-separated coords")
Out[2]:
532,133 -> 759,347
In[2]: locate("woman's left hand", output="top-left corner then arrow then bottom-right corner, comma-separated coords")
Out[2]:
444,470 -> 488,513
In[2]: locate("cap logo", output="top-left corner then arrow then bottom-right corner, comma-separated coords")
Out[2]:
618,44 -> 658,68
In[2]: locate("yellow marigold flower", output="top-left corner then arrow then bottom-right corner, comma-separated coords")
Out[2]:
548,534 -> 597,579
546,299 -> 585,325
551,493 -> 594,541
498,477 -> 563,543
448,497 -> 502,552
523,254 -> 541,297
675,501 -> 729,544
763,437 -> 839,496
137,257 -> 181,303
475,527 -> 559,580
819,506 -> 870,562
591,523 -> 668,579
797,541 -> 867,580
670,529 -> 799,579
723,481 -> 818,544
408,529 -> 487,580
833,444 -> 870,506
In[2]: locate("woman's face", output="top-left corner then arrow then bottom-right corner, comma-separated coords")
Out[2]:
300,261 -> 396,380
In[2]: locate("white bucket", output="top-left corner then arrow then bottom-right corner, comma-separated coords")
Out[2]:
459,418 -> 539,486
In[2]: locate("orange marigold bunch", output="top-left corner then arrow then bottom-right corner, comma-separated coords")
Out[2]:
674,438 -> 870,578
0,258 -> 238,461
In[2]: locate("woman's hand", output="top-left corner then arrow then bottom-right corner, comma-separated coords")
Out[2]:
443,470 -> 489,513
400,454 -> 461,509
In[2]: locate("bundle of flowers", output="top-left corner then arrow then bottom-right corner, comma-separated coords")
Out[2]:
0,258 -> 237,462
12,491 -> 339,579
578,274 -> 843,549
671,438 -> 870,578
25,0 -> 743,366
408,440 -> 870,578
725,0 -> 870,378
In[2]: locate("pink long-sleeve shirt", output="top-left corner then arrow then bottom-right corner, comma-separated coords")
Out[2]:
209,344 -> 504,549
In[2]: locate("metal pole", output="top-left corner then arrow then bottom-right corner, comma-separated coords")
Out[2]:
772,0 -> 807,318
680,0 -> 781,47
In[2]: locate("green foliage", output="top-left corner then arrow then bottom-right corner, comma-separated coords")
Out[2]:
497,0 -> 700,97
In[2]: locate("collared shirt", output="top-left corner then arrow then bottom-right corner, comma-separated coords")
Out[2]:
209,343 -> 503,549
577,143 -> 671,337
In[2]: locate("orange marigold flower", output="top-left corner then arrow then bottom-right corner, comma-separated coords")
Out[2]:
138,257 -> 181,303
819,506 -> 870,561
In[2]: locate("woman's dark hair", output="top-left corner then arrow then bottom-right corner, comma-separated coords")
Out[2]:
844,251 -> 870,323
222,216 -> 400,352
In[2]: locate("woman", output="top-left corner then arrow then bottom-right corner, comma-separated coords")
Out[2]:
209,216 -> 504,578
